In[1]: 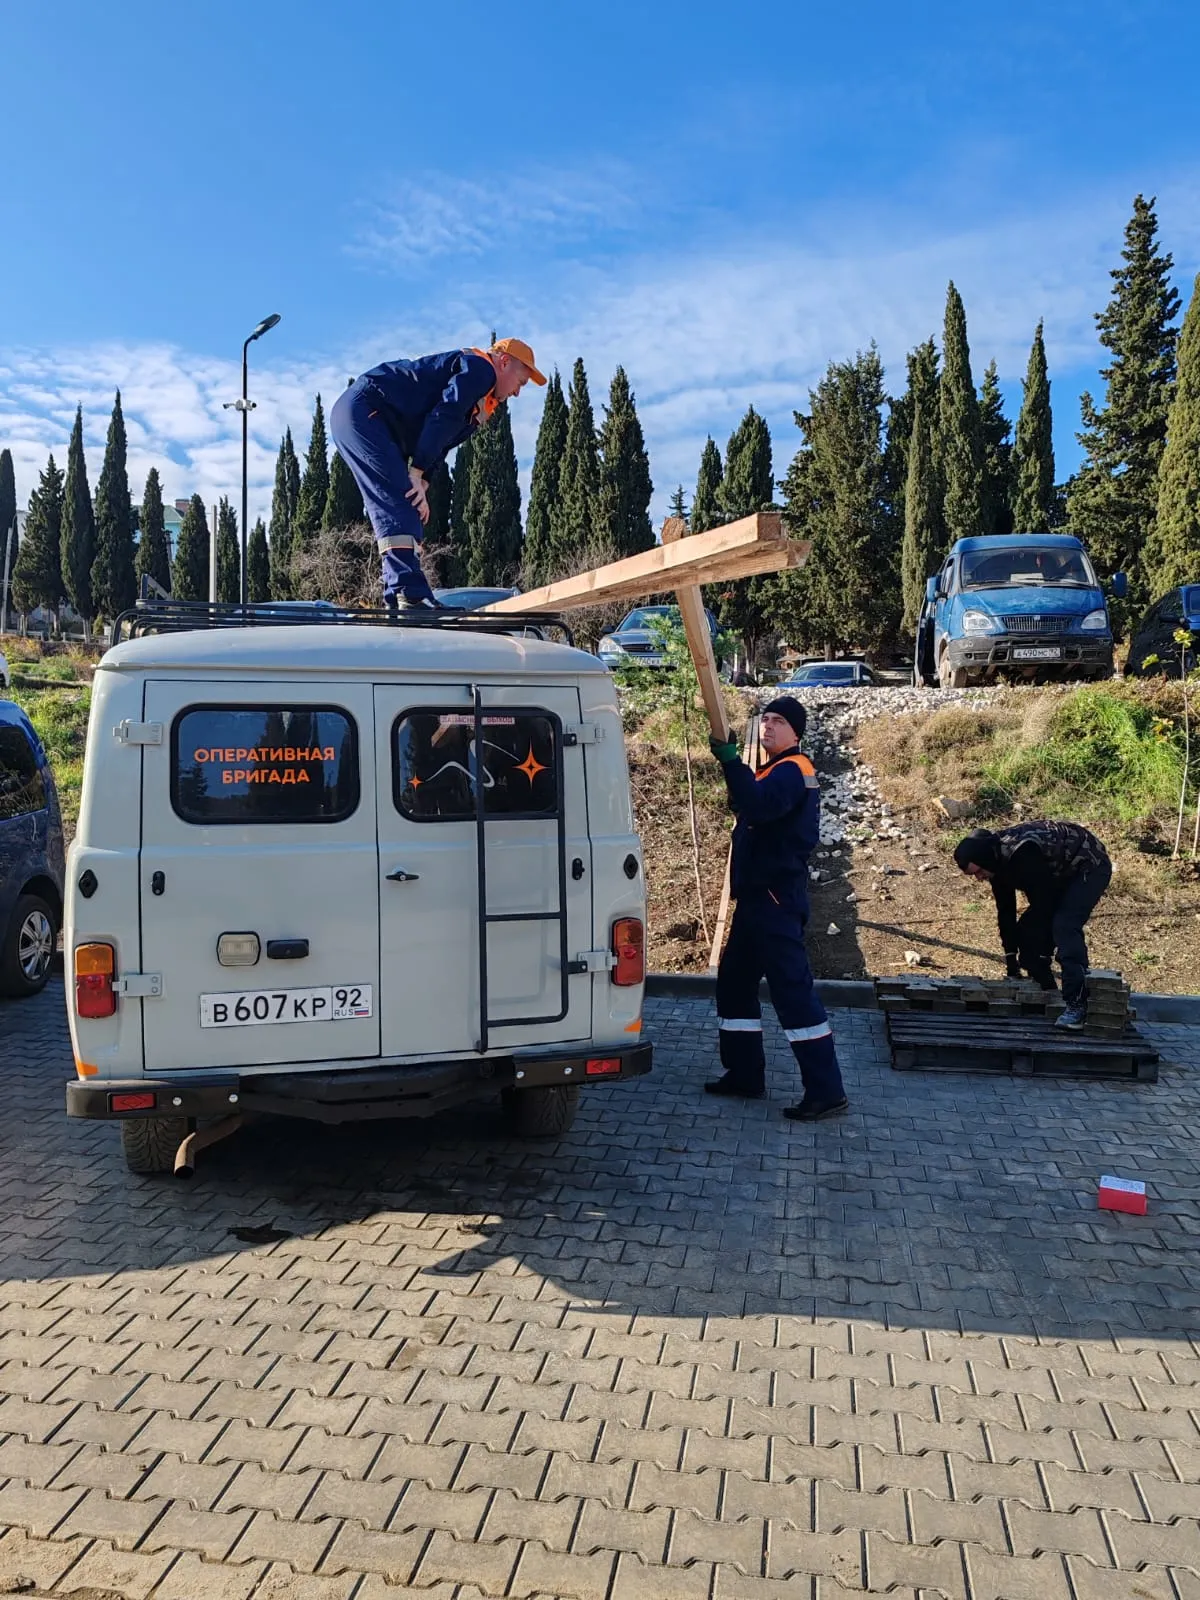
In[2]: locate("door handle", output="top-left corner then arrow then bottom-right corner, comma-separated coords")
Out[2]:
386,868 -> 420,882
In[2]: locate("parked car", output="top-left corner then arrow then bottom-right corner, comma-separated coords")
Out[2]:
433,586 -> 520,610
0,650 -> 8,690
779,661 -> 882,688
1126,584 -> 1200,677
598,605 -> 721,668
0,699 -> 65,997
914,534 -> 1125,688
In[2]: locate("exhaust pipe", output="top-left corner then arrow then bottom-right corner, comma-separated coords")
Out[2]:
174,1114 -> 246,1178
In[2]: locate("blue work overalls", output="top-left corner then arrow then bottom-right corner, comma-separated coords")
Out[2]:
714,747 -> 845,1100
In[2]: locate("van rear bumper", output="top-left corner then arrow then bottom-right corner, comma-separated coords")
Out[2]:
65,1043 -> 653,1125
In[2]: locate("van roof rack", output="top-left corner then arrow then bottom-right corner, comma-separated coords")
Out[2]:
109,598 -> 572,648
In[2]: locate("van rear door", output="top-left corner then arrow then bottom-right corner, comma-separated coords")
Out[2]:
138,681 -> 381,1070
373,682 -> 593,1058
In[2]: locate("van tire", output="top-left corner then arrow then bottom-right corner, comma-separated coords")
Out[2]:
938,654 -> 968,690
0,894 -> 57,997
121,1115 -> 190,1175
502,1085 -> 580,1139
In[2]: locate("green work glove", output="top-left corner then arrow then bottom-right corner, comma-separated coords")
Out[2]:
709,735 -> 739,764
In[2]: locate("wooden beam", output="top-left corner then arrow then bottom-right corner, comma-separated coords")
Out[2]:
661,515 -> 730,742
482,511 -> 800,615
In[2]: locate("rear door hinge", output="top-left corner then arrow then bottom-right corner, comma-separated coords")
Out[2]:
564,722 -> 603,747
113,720 -> 163,746
112,973 -> 164,998
567,949 -> 617,975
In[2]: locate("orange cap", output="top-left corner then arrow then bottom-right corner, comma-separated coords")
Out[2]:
491,337 -> 547,385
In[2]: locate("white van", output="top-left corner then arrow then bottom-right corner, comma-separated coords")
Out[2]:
65,610 -> 650,1174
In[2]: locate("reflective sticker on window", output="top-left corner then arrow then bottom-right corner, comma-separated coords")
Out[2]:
393,710 -> 558,821
171,706 -> 359,824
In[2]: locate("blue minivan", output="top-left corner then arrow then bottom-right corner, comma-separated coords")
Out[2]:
0,699 -> 65,997
914,534 -> 1125,688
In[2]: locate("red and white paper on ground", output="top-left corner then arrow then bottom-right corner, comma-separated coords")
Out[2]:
1098,1175 -> 1148,1215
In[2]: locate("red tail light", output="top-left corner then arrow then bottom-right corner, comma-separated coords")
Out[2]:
75,943 -> 116,1019
586,1057 -> 621,1076
611,918 -> 644,986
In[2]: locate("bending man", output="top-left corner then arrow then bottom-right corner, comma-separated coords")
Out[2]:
953,821 -> 1112,1029
330,338 -> 546,610
707,697 -> 848,1120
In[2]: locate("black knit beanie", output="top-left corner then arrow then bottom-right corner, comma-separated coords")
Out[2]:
761,696 -> 807,741
953,829 -> 1001,874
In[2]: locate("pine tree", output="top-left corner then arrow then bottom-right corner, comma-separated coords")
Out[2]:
216,497 -> 239,603
323,449 -> 365,530
0,449 -> 17,616
979,360 -> 1014,536
596,367 -> 654,558
779,349 -> 896,655
690,438 -> 724,534
134,467 -> 171,593
716,407 -> 776,665
446,433 -> 475,588
1148,271 -> 1200,594
668,485 -> 689,523
269,429 -> 301,599
466,403 -> 523,586
293,395 -> 329,553
1011,323 -> 1056,534
247,518 -> 271,602
11,454 -> 65,616
90,390 -> 136,620
172,493 -> 210,601
899,340 -> 944,633
61,405 -> 96,627
939,282 -> 985,541
551,358 -> 599,569
524,372 -> 568,582
1069,195 -> 1181,619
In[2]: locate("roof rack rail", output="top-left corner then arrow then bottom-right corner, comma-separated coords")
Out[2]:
108,599 -> 573,648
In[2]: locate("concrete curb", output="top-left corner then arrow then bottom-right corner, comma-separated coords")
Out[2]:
645,972 -> 1200,1024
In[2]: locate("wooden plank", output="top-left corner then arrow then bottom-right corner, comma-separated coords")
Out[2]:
481,511 -> 808,615
707,711 -> 758,973
661,515 -> 729,741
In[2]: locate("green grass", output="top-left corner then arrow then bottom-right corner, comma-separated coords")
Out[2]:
6,685 -> 91,833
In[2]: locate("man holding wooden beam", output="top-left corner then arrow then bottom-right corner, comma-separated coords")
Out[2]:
706,697 -> 848,1120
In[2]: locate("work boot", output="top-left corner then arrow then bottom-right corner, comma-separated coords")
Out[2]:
783,1095 -> 849,1122
1055,1002 -> 1087,1031
704,1075 -> 764,1100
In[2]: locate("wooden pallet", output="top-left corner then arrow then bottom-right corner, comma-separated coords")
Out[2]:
887,1012 -> 1159,1081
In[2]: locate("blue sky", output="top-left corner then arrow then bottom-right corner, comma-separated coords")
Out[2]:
3,0 -> 1199,531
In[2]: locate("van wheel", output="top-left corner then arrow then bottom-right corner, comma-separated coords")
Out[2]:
121,1115 -> 190,1175
0,894 -> 57,997
938,654 -> 968,690
502,1085 -> 580,1139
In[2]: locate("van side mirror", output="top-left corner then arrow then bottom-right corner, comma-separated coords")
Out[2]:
925,577 -> 939,604
1111,571 -> 1128,600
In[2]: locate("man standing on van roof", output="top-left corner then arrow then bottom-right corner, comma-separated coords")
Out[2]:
706,697 -> 848,1120
329,338 -> 546,610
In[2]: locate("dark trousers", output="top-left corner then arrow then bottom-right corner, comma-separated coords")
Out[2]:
715,889 -> 844,1099
1017,858 -> 1113,1005
329,382 -> 436,604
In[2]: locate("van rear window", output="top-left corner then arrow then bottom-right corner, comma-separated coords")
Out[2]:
172,706 -> 359,825
393,711 -> 559,821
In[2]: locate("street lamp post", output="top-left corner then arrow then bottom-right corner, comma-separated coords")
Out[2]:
225,313 -> 281,605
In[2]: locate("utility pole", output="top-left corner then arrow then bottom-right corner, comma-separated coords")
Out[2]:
1,519 -> 13,635
224,314 -> 281,604
209,504 -> 218,603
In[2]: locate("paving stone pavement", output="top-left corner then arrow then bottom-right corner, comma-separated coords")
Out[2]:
2,981 -> 1200,1599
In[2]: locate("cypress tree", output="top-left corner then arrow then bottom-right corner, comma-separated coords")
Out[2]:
596,366 -> 654,557
91,389 -> 136,619
466,403 -> 522,585
939,281 -> 985,541
979,360 -> 1015,536
716,407 -> 776,664
61,405 -> 96,628
691,437 -> 724,534
668,485 -> 689,523
269,429 -> 301,599
446,433 -> 475,588
172,493 -> 210,601
1148,271 -> 1200,594
0,449 -> 16,616
134,467 -> 172,594
422,460 -> 453,585
1011,323 -> 1056,534
247,518 -> 271,602
1069,195 -> 1181,618
294,395 -> 329,552
11,454 -> 65,617
216,496 -> 240,603
551,358 -> 599,568
323,449 -> 365,530
899,340 -> 945,633
524,372 -> 568,582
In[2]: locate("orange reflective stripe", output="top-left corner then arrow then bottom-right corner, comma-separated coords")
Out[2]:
754,753 -> 816,782
468,347 -> 499,419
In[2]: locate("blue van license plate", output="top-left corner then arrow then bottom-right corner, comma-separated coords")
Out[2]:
1012,646 -> 1062,661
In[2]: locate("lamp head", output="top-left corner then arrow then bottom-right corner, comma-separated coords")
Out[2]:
249,313 -> 281,341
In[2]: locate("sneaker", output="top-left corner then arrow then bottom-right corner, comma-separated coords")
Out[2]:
704,1076 -> 765,1100
1055,1003 -> 1087,1031
783,1095 -> 849,1122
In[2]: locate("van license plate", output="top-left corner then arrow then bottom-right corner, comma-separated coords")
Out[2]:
1012,646 -> 1062,661
199,985 -> 373,1028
